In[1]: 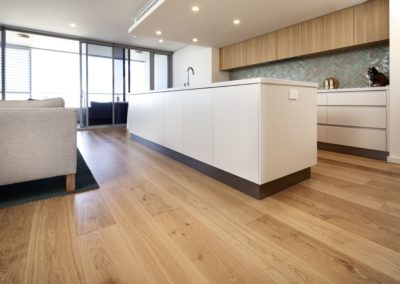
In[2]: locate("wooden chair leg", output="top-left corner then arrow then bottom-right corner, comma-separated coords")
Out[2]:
66,174 -> 76,193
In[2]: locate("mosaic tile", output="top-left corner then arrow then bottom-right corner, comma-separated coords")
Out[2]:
229,44 -> 389,89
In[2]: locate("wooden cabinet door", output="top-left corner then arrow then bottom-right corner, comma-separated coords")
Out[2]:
323,7 -> 354,50
219,42 -> 244,70
276,25 -> 301,60
354,0 -> 389,45
300,17 -> 324,55
244,32 -> 276,66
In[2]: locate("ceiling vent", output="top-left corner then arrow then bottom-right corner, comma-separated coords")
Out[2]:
134,0 -> 163,24
129,0 -> 165,33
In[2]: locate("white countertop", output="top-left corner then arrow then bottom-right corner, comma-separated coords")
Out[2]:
130,77 -> 318,95
318,86 -> 389,93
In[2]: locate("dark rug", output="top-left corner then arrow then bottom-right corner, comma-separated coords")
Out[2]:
0,150 -> 99,209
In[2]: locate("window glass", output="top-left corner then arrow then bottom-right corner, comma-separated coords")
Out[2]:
154,54 -> 168,90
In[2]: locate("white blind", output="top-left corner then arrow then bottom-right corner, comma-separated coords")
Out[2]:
5,46 -> 31,93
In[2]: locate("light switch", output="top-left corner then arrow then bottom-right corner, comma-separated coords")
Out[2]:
289,89 -> 298,100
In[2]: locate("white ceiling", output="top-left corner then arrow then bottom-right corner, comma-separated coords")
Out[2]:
0,0 -> 366,52
130,0 -> 367,48
0,0 -> 185,51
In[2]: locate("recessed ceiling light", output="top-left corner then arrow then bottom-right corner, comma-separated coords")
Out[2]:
192,6 -> 199,12
192,38 -> 198,42
156,30 -> 162,35
233,19 -> 240,25
69,23 -> 76,28
159,39 -> 164,43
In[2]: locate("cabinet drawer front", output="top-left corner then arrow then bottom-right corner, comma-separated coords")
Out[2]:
328,106 -> 386,128
327,126 -> 386,151
317,125 -> 329,142
317,93 -> 328,105
317,106 -> 328,124
327,91 -> 387,106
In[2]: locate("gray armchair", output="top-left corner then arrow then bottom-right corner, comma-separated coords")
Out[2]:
0,98 -> 77,192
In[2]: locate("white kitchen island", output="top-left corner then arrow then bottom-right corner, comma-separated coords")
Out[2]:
127,78 -> 318,199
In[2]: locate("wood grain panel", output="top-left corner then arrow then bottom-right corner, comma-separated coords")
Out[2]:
219,42 -> 245,70
244,32 -> 276,65
276,24 -> 301,60
300,17 -> 324,55
323,7 -> 354,50
354,0 -> 389,45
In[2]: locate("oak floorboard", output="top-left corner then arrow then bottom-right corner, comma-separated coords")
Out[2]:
0,203 -> 35,284
251,198 -> 400,280
78,224 -> 151,284
154,207 -> 280,284
101,185 -> 210,284
248,213 -> 397,283
273,185 -> 400,252
1,128 -> 400,283
23,198 -> 85,284
304,173 -> 391,210
69,191 -> 116,236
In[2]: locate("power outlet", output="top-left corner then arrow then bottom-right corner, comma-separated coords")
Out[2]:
288,89 -> 298,100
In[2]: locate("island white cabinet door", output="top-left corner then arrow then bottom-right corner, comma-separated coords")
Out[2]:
164,91 -> 184,152
183,89 -> 213,164
131,93 -> 164,145
212,85 -> 259,183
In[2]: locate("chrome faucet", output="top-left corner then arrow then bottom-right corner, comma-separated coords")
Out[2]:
185,66 -> 195,87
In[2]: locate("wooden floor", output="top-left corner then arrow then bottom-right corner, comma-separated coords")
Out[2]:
1,128 -> 400,284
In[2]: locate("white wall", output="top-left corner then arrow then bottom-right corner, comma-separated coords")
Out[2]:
172,45 -> 228,88
389,0 -> 400,163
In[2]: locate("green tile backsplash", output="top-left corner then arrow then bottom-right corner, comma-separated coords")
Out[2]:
229,44 -> 389,89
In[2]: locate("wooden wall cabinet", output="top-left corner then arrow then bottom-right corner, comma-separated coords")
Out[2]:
220,42 -> 245,70
219,0 -> 388,71
244,32 -> 276,66
276,25 -> 300,60
323,7 -> 354,50
354,0 -> 389,45
300,17 -> 324,55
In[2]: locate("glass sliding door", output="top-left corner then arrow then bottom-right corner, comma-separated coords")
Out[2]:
130,49 -> 150,93
113,47 -> 128,124
154,54 -> 168,90
80,43 -> 114,127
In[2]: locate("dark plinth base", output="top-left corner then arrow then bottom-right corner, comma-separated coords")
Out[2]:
132,134 -> 310,200
318,142 -> 389,161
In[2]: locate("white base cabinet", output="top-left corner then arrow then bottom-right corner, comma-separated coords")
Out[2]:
128,78 -> 317,185
317,87 -> 389,152
183,89 -> 213,164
